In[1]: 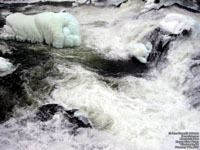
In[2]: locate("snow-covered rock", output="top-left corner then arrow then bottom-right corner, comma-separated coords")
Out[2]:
0,12 -> 81,48
142,0 -> 178,13
0,57 -> 13,72
142,0 -> 200,13
159,13 -> 200,37
128,43 -> 152,63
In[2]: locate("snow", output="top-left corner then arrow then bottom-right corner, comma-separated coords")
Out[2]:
0,57 -> 13,72
0,12 -> 81,48
141,0 -> 178,13
159,13 -> 200,37
128,43 -> 152,63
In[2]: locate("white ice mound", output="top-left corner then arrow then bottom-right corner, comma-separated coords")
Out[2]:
0,12 -> 81,48
128,43 -> 152,63
0,57 -> 13,72
159,13 -> 200,37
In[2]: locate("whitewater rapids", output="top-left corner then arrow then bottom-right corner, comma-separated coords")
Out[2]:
0,0 -> 200,150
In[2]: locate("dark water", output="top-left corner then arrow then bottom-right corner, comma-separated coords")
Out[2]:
0,36 -> 150,122
0,41 -> 58,122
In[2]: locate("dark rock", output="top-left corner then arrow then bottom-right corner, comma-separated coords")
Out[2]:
79,0 -> 128,7
175,0 -> 200,13
146,27 -> 200,108
0,12 -> 5,28
143,0 -> 200,13
145,27 -> 191,65
154,0 -> 160,4
35,104 -> 65,121
35,104 -> 92,128
109,0 -> 128,8
147,28 -> 177,63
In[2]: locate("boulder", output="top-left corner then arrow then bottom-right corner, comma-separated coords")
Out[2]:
142,0 -> 200,13
147,27 -> 177,63
35,104 -> 93,128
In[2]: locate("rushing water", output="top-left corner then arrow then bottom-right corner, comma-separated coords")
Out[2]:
0,0 -> 200,150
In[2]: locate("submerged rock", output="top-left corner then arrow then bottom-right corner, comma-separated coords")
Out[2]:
147,27 -> 177,63
35,104 -> 93,128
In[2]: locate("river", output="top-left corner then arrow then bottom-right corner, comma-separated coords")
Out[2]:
0,0 -> 200,150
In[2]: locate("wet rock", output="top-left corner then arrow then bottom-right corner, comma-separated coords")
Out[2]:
145,13 -> 199,65
0,12 -> 5,28
107,0 -> 128,7
78,0 -> 128,7
144,23 -> 194,65
35,104 -> 92,128
147,27 -> 177,63
175,0 -> 200,13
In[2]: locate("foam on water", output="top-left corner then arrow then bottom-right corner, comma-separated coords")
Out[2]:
0,113 -> 131,150
50,57 -> 200,150
50,2 -> 200,150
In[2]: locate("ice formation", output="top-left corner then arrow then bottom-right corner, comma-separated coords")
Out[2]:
0,57 -> 13,72
159,13 -> 200,37
0,12 -> 81,48
142,0 -> 178,13
128,43 -> 152,63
